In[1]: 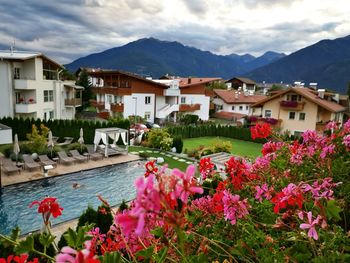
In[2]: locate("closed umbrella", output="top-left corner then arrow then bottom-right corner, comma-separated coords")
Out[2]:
78,128 -> 84,152
13,134 -> 20,164
48,131 -> 54,157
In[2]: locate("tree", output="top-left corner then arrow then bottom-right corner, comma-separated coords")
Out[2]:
347,81 -> 350,98
269,84 -> 284,92
206,81 -> 227,90
59,69 -> 76,81
76,69 -> 92,108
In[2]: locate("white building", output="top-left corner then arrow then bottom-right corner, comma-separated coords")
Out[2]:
0,50 -> 83,120
212,89 -> 266,122
88,69 -> 220,122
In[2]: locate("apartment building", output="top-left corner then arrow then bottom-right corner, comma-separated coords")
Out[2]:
88,69 -> 221,122
0,50 -> 83,120
252,87 -> 346,135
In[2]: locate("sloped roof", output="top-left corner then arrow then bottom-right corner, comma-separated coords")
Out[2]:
178,77 -> 222,88
253,87 -> 346,113
214,89 -> 266,104
226,77 -> 256,85
213,111 -> 246,120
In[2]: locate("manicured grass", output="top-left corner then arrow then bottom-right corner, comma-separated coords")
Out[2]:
183,136 -> 263,159
128,146 -> 194,171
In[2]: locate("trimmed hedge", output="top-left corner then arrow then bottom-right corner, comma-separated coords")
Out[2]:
0,117 -> 130,144
167,124 -> 265,144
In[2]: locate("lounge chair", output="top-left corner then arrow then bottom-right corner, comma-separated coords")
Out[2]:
57,137 -> 74,146
1,158 -> 21,174
57,151 -> 75,165
87,145 -> 104,160
69,150 -> 88,162
22,155 -> 41,171
111,144 -> 128,155
38,155 -> 57,167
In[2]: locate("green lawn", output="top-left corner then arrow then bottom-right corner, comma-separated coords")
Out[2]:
128,146 -> 194,171
183,137 -> 263,159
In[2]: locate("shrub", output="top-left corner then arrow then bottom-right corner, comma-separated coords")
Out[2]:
147,129 -> 173,151
118,200 -> 129,212
77,205 -> 97,229
172,136 -> 183,153
96,204 -> 113,234
67,142 -> 87,154
180,114 -> 199,125
211,138 -> 232,153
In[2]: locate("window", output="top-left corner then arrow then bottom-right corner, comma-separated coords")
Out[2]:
14,68 -> 20,79
44,90 -> 53,102
291,94 -> 298,101
181,97 -> 186,104
246,106 -> 249,110
264,110 -> 272,118
239,106 -> 243,111
144,112 -> 151,120
49,111 -> 54,120
299,112 -> 306,121
289,112 -> 296,120
145,96 -> 151,104
252,108 -> 255,113
231,106 -> 235,111
114,96 -> 123,104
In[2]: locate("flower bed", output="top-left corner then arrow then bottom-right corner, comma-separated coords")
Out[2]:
1,121 -> 350,262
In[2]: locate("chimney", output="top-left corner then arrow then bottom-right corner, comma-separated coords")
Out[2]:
333,93 -> 340,103
318,89 -> 325,99
188,78 -> 191,84
235,91 -> 239,99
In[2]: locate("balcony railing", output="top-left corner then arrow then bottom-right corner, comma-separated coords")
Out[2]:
90,99 -> 105,110
92,87 -> 132,96
15,103 -> 38,113
65,98 -> 82,107
249,116 -> 282,128
280,101 -> 305,111
111,103 -> 124,112
179,104 -> 201,112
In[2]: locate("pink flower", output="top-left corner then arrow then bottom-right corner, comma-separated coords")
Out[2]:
343,119 -> 350,133
325,121 -> 338,131
56,244 -> 100,263
300,211 -> 321,240
343,135 -> 350,149
255,183 -> 273,202
172,165 -> 203,203
320,144 -> 335,158
222,190 -> 250,225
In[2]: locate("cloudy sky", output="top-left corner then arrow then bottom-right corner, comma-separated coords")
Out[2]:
0,0 -> 349,64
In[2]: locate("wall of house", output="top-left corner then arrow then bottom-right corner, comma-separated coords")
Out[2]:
35,57 -> 43,81
155,96 -> 166,111
0,128 -> 12,144
0,61 -> 13,118
180,94 -> 210,120
124,93 -> 155,122
22,59 -> 36,80
222,102 -> 250,115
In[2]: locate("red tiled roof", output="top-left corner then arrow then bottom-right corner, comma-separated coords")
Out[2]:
213,111 -> 246,120
214,89 -> 266,104
253,87 -> 346,113
226,77 -> 256,85
178,77 -> 222,87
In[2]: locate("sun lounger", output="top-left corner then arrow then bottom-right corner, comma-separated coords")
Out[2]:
69,150 -> 88,162
1,158 -> 21,174
87,145 -> 104,160
57,151 -> 75,165
57,137 -> 74,146
110,144 -> 128,154
38,155 -> 57,167
22,155 -> 41,171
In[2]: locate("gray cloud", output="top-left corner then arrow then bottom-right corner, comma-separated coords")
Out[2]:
0,0 -> 348,64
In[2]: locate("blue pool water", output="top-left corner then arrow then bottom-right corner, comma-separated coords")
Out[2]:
0,161 -> 145,235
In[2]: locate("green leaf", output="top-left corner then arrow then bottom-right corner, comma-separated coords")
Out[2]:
39,233 -> 55,248
135,245 -> 154,260
10,227 -> 20,241
326,200 -> 342,221
100,252 -> 124,263
14,235 -> 34,254
64,224 -> 94,250
152,247 -> 168,263
150,227 -> 163,238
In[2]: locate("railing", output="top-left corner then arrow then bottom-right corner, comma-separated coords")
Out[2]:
15,103 -> 38,113
156,104 -> 179,118
316,122 -> 326,133
65,98 -> 82,106
280,101 -> 305,111
179,104 -> 201,112
249,116 -> 282,127
111,103 -> 124,112
90,99 -> 105,110
91,87 -> 132,96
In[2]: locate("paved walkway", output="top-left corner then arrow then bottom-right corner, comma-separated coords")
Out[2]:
1,154 -> 140,186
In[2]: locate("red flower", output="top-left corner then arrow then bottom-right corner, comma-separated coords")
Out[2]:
144,160 -> 158,177
29,197 -> 63,225
0,254 -> 38,263
250,123 -> 272,140
224,157 -> 250,190
199,157 -> 215,180
271,184 -> 304,214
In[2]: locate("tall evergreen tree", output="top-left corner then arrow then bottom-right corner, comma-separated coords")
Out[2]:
76,69 -> 92,108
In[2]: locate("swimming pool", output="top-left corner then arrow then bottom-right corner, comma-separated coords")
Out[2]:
0,161 -> 145,235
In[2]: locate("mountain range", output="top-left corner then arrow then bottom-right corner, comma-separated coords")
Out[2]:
66,35 -> 350,94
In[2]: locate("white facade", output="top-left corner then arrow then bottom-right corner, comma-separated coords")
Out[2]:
0,124 -> 12,144
213,97 -> 262,116
0,51 -> 82,121
179,94 -> 210,120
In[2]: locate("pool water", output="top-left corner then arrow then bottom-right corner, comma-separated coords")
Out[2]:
0,161 -> 145,235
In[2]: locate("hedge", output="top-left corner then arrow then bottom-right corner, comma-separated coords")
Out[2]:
0,117 -> 130,144
167,124 -> 265,143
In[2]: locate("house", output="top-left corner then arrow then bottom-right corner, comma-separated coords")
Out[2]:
0,50 -> 83,120
88,69 -> 221,122
251,87 -> 346,135
225,77 -> 256,93
212,89 -> 266,123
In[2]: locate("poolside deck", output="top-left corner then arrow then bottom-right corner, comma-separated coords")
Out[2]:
1,153 -> 141,186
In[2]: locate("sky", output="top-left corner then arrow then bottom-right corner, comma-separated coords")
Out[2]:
0,0 -> 349,64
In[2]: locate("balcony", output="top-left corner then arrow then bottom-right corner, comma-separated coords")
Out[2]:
111,103 -> 124,112
179,104 -> 201,112
163,89 -> 180,96
14,79 -> 37,90
316,122 -> 326,133
15,103 -> 38,113
249,116 -> 282,128
90,99 -> 105,110
65,98 -> 82,107
280,101 -> 305,111
92,87 -> 132,96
